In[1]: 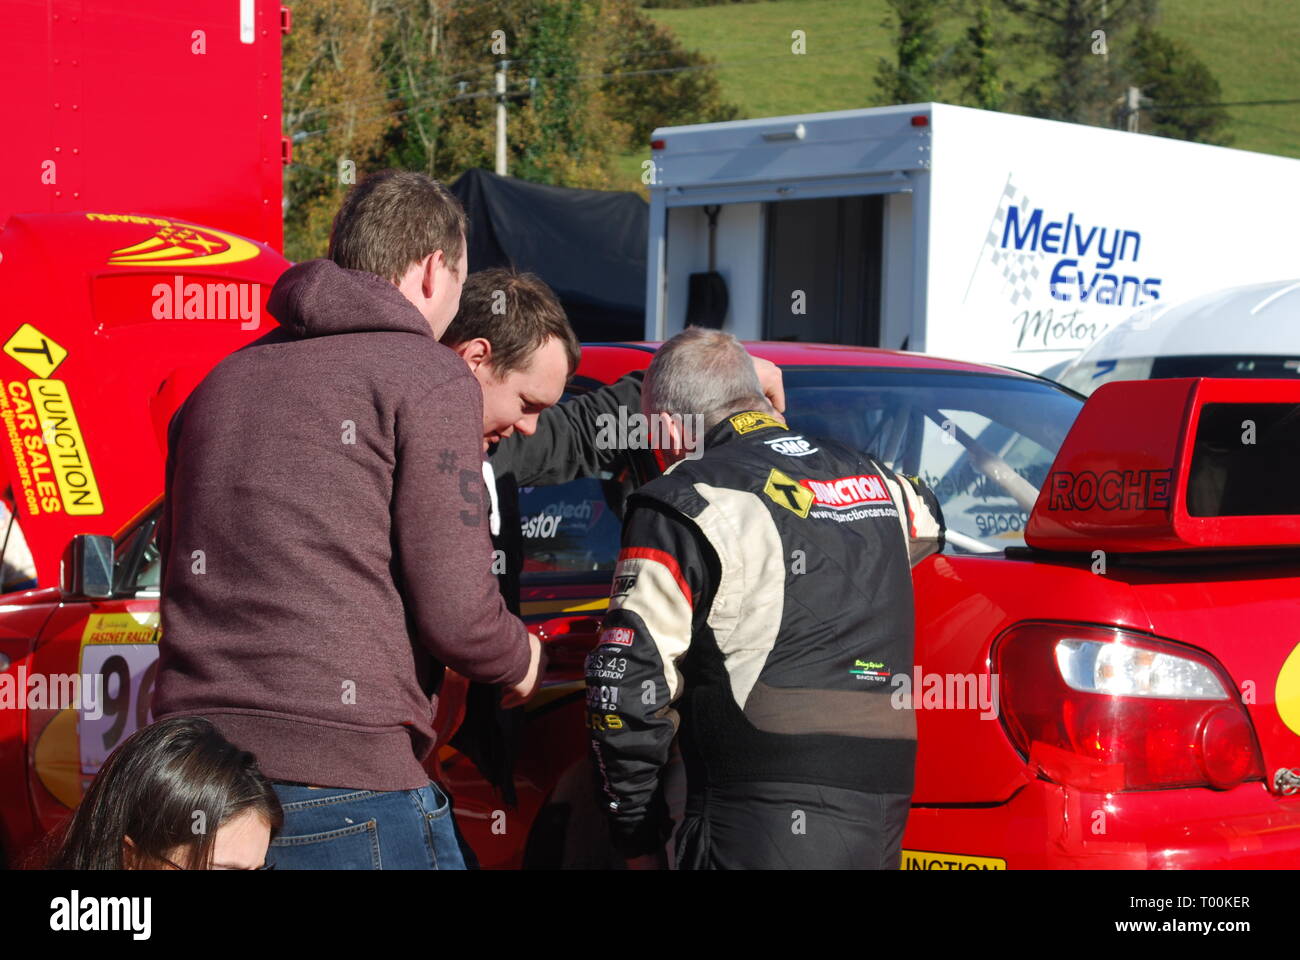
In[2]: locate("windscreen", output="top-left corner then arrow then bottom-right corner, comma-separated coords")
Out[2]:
780,368 -> 1083,553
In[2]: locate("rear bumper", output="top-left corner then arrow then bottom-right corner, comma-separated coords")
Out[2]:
903,779 -> 1300,868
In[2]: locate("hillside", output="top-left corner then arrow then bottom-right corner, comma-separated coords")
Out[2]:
609,0 -> 1300,188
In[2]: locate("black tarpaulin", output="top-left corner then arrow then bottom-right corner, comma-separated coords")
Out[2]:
449,168 -> 646,341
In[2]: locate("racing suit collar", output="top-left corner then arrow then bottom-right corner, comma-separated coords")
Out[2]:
701,410 -> 789,451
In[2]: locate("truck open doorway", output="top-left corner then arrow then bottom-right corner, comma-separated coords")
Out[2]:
763,194 -> 883,345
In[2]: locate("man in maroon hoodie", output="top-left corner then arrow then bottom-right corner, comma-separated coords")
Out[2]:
153,170 -> 541,870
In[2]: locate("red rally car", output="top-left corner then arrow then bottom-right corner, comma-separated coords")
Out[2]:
2,223 -> 1299,867
443,345 -> 1300,869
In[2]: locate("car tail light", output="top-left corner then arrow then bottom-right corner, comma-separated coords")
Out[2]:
535,615 -> 603,676
995,622 -> 1264,792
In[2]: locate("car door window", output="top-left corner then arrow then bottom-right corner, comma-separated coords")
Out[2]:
114,509 -> 161,595
519,477 -> 625,582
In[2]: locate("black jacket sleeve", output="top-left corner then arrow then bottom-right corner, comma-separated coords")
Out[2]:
489,371 -> 643,487
585,498 -> 714,858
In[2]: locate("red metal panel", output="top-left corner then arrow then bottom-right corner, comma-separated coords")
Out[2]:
0,212 -> 290,585
0,0 -> 283,250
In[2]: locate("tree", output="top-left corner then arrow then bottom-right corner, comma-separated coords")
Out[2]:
954,0 -> 1006,111
281,0 -> 394,262
280,0 -> 743,254
999,0 -> 1141,126
1128,26 -> 1232,145
597,0 -> 739,153
876,0 -> 945,104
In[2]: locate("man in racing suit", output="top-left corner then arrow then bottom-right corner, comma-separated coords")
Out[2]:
585,327 -> 944,869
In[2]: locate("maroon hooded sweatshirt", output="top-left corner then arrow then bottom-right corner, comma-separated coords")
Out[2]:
153,259 -> 530,791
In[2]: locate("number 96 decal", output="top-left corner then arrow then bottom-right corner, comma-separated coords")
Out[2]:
77,613 -> 160,777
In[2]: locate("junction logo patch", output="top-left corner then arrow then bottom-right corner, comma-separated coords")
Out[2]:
801,474 -> 893,510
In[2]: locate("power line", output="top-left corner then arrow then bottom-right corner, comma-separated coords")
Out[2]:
292,40 -> 877,140
1147,97 -> 1300,110
288,29 -> 824,122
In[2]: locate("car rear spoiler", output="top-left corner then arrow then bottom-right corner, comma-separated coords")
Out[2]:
1025,377 -> 1300,553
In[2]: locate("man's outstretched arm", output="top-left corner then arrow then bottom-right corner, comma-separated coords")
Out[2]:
492,372 -> 644,488
493,355 -> 784,487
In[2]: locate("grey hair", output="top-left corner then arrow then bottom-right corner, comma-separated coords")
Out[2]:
643,327 -> 772,431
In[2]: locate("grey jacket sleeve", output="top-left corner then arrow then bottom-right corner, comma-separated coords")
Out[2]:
489,371 -> 644,486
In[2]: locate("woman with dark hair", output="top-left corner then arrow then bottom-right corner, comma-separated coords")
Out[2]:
46,716 -> 283,870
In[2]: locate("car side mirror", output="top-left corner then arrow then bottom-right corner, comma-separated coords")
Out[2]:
62,534 -> 114,598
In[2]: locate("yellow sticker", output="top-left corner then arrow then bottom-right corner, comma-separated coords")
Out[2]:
33,706 -> 83,809
90,215 -> 261,268
901,850 -> 1008,870
728,410 -> 783,435
81,612 -> 160,646
763,467 -> 813,518
1276,643 -> 1300,736
28,379 -> 103,515
4,323 -> 68,378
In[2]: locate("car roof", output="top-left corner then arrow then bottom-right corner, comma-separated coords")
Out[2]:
583,341 -> 1038,378
1067,277 -> 1300,365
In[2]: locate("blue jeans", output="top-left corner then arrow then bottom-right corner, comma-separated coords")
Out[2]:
266,780 -> 466,870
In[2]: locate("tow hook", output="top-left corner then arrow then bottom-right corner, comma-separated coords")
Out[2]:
1274,768 -> 1300,796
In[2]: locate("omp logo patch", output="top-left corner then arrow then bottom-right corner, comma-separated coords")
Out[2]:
801,474 -> 892,510
600,627 -> 635,647
764,434 -> 818,457
611,574 -> 637,599
763,467 -> 814,518
4,324 -> 67,378
728,411 -> 783,435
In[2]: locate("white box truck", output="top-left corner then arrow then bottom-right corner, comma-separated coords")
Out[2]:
644,102 -> 1300,374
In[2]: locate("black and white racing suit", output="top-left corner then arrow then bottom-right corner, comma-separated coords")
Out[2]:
584,410 -> 944,869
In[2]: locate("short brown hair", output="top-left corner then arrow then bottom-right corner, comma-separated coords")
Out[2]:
441,268 -> 581,377
328,170 -> 467,283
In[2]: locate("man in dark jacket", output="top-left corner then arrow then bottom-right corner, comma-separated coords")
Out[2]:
153,171 -> 542,870
585,327 -> 945,869
437,270 -> 785,812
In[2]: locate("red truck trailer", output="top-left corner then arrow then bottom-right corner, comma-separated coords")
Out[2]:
0,0 -> 292,861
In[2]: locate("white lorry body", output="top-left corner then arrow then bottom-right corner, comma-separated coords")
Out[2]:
645,102 -> 1300,374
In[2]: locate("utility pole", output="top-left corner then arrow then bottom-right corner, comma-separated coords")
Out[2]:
1122,85 -> 1150,132
495,60 -> 508,176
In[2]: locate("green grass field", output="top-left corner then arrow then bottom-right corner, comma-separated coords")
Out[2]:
608,0 -> 1300,187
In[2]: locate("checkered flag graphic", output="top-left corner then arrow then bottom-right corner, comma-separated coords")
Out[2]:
963,174 -> 1045,307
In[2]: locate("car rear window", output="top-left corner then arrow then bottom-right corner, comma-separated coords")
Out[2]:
1187,402 -> 1300,516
